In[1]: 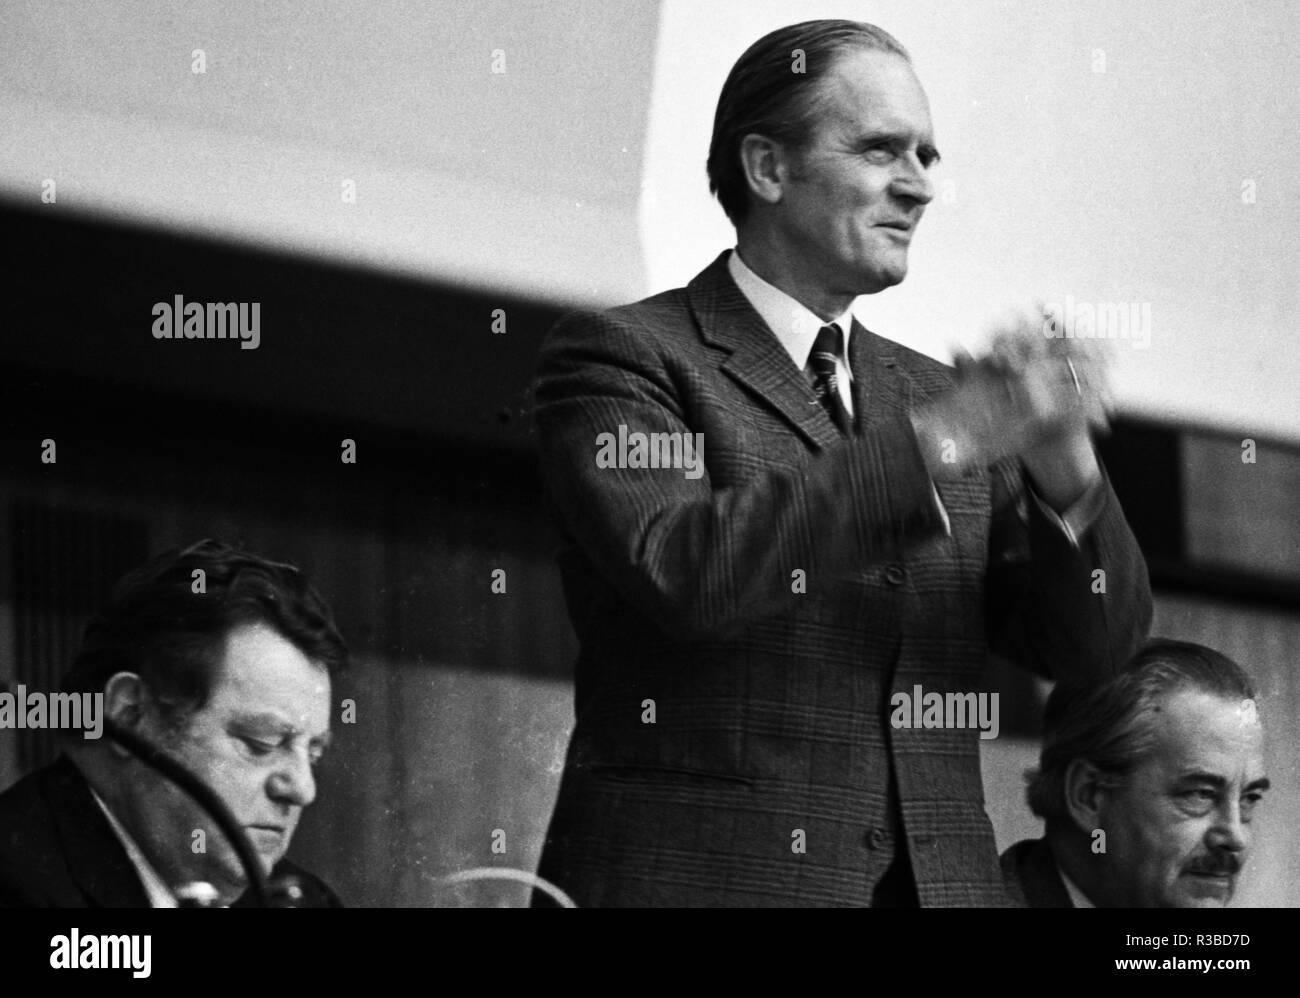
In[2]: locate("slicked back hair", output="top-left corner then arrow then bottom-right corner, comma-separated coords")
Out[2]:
707,19 -> 911,226
1025,639 -> 1255,822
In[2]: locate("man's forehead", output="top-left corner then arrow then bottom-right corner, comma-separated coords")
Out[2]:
1148,689 -> 1265,776
207,623 -> 332,728
818,48 -> 932,137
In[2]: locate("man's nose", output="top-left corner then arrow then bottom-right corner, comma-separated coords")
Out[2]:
267,749 -> 316,808
1206,800 -> 1249,855
891,151 -> 934,205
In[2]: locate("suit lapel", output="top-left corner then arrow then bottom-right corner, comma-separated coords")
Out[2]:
687,252 -> 920,445
688,252 -> 842,450
1027,837 -> 1076,908
848,317 -> 914,432
45,756 -> 152,907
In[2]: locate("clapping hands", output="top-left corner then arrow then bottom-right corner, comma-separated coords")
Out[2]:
911,303 -> 1111,508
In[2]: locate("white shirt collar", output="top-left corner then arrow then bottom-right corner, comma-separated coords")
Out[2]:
90,788 -> 179,908
1057,861 -> 1096,908
727,248 -> 854,372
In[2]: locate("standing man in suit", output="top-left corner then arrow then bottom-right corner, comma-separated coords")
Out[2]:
0,540 -> 345,907
532,19 -> 1151,906
1003,640 -> 1269,908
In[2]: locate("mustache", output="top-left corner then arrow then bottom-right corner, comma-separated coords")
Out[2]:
1184,852 -> 1242,877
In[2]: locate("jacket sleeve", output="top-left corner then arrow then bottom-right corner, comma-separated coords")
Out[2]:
985,457 -> 1152,685
533,309 -> 948,641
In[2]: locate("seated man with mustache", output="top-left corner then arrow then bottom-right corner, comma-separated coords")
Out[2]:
0,540 -> 345,907
1002,639 -> 1269,907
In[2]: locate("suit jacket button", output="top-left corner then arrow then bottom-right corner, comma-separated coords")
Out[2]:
883,564 -> 906,585
867,827 -> 888,849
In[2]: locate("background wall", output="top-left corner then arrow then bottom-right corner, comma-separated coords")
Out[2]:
0,209 -> 580,906
0,0 -> 658,305
4,1 -> 1298,440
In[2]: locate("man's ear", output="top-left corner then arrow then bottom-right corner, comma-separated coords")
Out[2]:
102,672 -> 150,747
1063,757 -> 1108,837
738,133 -> 795,210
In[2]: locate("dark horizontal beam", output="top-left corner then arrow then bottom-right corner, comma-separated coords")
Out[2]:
1148,557 -> 1300,613
0,198 -> 567,455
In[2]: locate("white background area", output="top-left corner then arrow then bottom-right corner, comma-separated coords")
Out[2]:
1,0 -> 1296,440
0,0 -> 659,305
641,0 -> 1300,443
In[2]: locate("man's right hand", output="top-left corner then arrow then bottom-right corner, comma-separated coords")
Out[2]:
909,323 -> 1109,479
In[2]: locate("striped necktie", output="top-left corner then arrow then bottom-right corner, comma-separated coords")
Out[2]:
808,324 -> 851,433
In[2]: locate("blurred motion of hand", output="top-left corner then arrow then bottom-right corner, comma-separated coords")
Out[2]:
910,302 -> 1111,510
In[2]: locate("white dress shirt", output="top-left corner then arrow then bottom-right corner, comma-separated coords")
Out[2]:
728,248 -> 856,415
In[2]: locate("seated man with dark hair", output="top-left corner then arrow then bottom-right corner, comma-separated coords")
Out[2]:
0,540 -> 347,907
1002,639 -> 1269,908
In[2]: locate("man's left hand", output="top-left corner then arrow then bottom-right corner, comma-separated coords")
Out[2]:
981,306 -> 1111,511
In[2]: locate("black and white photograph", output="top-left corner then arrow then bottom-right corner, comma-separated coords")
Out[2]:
0,0 -> 1296,981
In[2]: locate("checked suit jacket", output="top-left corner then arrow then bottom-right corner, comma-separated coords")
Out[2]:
532,250 -> 1151,907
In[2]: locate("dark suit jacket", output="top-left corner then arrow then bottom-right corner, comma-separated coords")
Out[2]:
531,250 -> 1151,907
0,756 -> 340,907
1001,837 -> 1075,908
